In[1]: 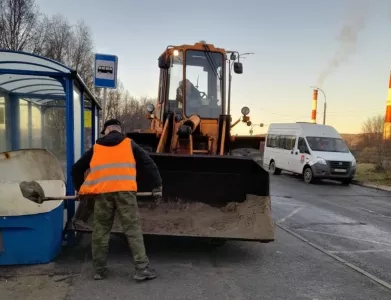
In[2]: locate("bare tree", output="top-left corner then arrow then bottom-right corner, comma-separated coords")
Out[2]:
39,14 -> 72,62
0,1 -> 156,156
0,0 -> 39,50
67,20 -> 94,88
359,114 -> 387,170
27,14 -> 51,55
103,80 -> 154,131
361,115 -> 384,143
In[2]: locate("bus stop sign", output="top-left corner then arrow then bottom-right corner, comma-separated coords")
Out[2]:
94,53 -> 118,89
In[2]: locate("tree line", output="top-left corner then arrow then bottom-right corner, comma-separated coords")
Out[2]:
0,0 -> 154,132
344,114 -> 391,174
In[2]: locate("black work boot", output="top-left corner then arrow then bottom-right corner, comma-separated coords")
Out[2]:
133,266 -> 158,281
93,268 -> 108,280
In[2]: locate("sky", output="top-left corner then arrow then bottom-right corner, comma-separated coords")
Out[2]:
35,0 -> 391,135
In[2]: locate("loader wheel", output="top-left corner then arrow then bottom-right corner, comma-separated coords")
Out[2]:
269,160 -> 281,175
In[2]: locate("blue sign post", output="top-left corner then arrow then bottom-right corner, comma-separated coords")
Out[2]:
93,53 -> 118,123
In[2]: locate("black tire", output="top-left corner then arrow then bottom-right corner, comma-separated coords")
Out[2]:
206,238 -> 227,248
341,178 -> 352,185
303,166 -> 315,184
269,160 -> 282,175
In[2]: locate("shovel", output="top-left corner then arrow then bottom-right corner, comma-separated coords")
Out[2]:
19,180 -> 155,204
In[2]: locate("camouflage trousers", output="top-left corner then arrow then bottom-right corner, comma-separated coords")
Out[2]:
91,191 -> 149,274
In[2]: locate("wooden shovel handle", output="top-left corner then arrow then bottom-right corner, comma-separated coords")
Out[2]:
42,192 -> 154,201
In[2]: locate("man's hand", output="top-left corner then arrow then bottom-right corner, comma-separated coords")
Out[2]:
152,186 -> 163,205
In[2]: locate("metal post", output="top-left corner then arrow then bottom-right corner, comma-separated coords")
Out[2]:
40,107 -> 45,148
91,103 -> 96,143
323,101 -> 327,125
227,61 -> 232,116
27,101 -> 32,147
102,88 -> 107,124
64,78 -> 76,246
317,88 -> 327,125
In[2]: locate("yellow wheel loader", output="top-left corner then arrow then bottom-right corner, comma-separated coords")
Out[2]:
73,41 -> 275,244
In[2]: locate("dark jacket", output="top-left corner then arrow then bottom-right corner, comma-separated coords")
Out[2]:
71,130 -> 162,192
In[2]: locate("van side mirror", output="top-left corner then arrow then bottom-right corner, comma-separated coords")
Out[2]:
299,146 -> 305,153
233,62 -> 243,74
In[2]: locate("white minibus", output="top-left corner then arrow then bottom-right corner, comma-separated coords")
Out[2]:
263,122 -> 356,184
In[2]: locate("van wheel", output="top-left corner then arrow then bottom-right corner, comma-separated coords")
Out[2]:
303,166 -> 314,183
269,160 -> 282,175
341,178 -> 352,185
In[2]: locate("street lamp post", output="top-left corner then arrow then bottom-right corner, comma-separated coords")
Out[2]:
310,86 -> 327,125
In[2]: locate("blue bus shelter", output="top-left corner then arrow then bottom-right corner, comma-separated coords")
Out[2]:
0,50 -> 102,246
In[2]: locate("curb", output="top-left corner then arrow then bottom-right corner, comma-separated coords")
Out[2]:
351,180 -> 391,192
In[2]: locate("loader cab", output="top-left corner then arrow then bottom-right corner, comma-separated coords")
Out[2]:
138,42 -> 251,155
157,43 -> 226,121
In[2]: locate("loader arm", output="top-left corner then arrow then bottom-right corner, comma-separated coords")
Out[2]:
156,115 -> 171,153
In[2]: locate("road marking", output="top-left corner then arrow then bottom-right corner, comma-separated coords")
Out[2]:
276,224 -> 391,291
296,228 -> 391,246
271,201 -> 303,206
328,249 -> 391,254
276,207 -> 304,224
359,208 -> 391,219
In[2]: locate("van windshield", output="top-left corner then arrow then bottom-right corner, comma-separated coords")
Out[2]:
306,136 -> 350,153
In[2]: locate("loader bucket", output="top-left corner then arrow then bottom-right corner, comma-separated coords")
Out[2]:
72,153 -> 275,242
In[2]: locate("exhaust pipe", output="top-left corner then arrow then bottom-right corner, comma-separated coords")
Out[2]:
311,89 -> 318,124
384,72 -> 391,140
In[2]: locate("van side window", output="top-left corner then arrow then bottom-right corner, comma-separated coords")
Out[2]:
266,134 -> 279,148
298,137 -> 310,154
285,136 -> 296,150
279,135 -> 286,148
266,134 -> 297,150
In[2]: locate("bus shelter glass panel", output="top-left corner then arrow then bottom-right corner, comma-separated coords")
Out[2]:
73,86 -> 82,161
93,105 -> 99,143
19,99 -> 42,148
0,95 -> 6,152
84,99 -> 93,151
41,99 -> 67,175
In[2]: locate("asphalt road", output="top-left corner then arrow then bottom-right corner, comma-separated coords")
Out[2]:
271,173 -> 391,287
1,174 -> 391,300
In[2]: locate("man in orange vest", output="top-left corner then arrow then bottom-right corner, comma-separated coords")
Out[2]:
71,119 -> 162,281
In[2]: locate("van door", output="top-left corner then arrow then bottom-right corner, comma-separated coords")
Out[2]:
285,135 -> 298,172
292,137 -> 310,174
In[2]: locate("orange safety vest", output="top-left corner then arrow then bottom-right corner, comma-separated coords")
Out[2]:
78,138 -> 137,195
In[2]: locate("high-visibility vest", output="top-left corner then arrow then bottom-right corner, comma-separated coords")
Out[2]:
78,138 -> 137,195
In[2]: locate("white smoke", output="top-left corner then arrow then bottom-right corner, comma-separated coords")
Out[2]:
317,0 -> 373,86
